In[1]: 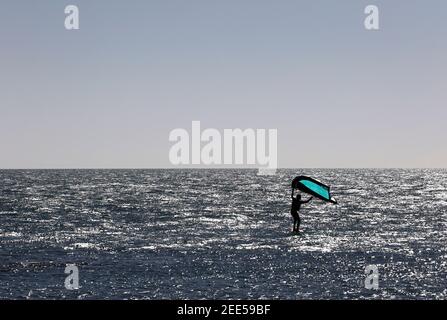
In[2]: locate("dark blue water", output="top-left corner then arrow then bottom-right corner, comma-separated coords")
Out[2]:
1,169 -> 447,299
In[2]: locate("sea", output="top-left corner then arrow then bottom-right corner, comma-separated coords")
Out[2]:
1,169 -> 447,299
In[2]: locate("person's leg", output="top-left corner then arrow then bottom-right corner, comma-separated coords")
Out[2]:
293,218 -> 297,232
296,214 -> 301,233
291,212 -> 295,232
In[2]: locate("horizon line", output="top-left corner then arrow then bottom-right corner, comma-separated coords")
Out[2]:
0,167 -> 446,170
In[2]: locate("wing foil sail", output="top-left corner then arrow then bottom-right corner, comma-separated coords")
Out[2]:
292,176 -> 337,204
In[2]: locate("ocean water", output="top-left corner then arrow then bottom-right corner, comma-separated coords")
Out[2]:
1,169 -> 447,299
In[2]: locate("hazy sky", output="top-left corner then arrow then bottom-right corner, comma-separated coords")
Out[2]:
1,1 -> 446,168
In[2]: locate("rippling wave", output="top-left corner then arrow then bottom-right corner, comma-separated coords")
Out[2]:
1,169 -> 447,299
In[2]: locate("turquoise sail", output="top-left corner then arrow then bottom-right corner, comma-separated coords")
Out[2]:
291,176 -> 337,204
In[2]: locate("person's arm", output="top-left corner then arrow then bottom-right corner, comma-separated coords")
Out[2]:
302,197 -> 313,204
291,188 -> 295,199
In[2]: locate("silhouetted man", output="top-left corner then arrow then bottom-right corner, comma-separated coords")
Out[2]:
291,190 -> 312,233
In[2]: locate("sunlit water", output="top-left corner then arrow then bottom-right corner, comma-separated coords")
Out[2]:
1,169 -> 447,299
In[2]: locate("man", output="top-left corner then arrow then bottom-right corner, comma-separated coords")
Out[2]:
291,189 -> 312,233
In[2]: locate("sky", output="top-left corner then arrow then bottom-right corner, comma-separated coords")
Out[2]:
0,0 -> 446,168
